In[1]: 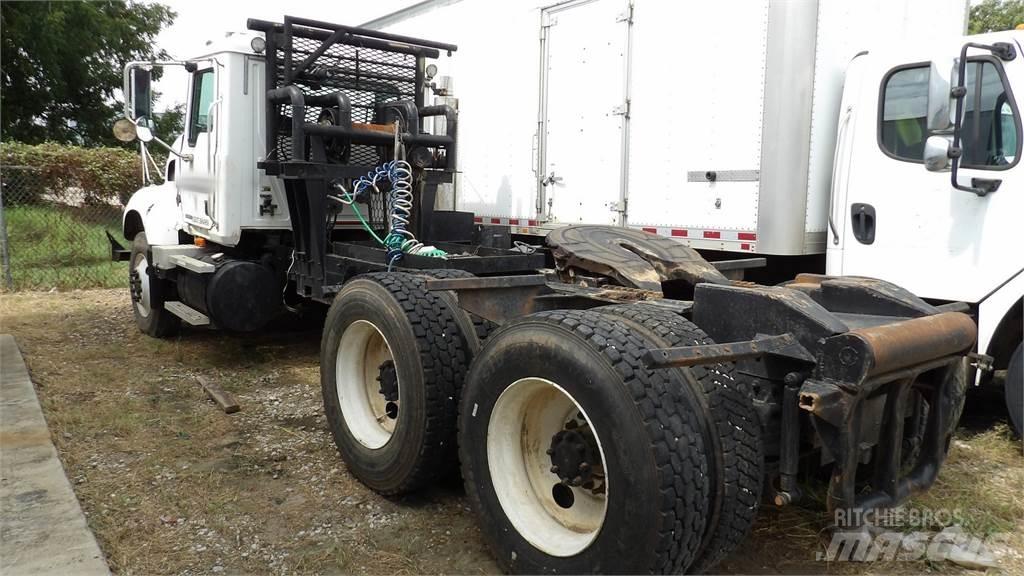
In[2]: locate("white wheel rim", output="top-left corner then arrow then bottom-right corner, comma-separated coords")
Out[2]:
133,254 -> 152,318
336,320 -> 398,449
487,377 -> 608,557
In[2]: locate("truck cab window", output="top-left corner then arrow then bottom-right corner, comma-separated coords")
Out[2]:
879,59 -> 1020,168
188,69 -> 214,146
960,60 -> 1020,168
879,65 -> 929,161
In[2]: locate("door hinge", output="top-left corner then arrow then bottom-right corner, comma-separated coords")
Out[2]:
612,100 -> 631,117
609,200 -> 627,214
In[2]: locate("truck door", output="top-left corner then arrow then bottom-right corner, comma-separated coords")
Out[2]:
177,65 -> 219,232
831,48 -> 1024,304
539,0 -> 630,225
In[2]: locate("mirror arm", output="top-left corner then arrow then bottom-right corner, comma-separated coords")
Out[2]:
948,42 -> 1012,196
147,136 -> 193,162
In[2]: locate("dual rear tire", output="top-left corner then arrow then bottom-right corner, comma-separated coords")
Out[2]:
321,276 -> 763,573
320,272 -> 481,494
459,305 -> 764,574
459,309 -> 712,573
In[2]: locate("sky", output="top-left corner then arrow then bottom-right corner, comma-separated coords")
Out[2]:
151,0 -> 419,111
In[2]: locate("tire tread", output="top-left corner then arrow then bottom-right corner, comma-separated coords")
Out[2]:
463,309 -> 710,574
598,303 -> 764,573
327,272 -> 469,495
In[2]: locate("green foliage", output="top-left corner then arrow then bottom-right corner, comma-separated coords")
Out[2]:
969,0 -> 1024,34
3,204 -> 125,291
0,0 -> 176,146
1,142 -> 143,205
153,103 -> 186,141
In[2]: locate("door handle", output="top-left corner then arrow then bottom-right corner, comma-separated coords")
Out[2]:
851,202 -> 875,245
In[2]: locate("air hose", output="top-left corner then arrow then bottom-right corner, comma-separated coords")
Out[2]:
328,160 -> 447,269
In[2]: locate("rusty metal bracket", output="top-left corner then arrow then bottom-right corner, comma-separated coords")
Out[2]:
643,333 -> 814,369
797,379 -> 851,426
424,275 -> 663,324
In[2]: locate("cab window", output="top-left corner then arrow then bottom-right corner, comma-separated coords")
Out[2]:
879,65 -> 929,161
960,60 -> 1020,168
878,58 -> 1021,169
188,69 -> 214,146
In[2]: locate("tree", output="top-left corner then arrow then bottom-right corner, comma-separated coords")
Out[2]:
1,1 -> 175,146
153,102 -> 185,140
970,0 -> 1024,34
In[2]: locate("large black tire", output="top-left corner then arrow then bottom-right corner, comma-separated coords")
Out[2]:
1007,342 -> 1023,436
597,303 -> 764,574
460,309 -> 710,574
320,272 -> 469,495
411,268 -> 496,478
129,232 -> 180,338
412,268 -> 496,352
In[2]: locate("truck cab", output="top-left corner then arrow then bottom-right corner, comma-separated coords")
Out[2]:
829,31 -> 1023,430
123,31 -> 291,250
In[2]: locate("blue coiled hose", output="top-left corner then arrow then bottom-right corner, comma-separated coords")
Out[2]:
329,160 -> 447,270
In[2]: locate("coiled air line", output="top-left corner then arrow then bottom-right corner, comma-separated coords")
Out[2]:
328,160 -> 447,270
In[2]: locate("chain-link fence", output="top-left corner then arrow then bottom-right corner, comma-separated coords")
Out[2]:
0,166 -> 126,291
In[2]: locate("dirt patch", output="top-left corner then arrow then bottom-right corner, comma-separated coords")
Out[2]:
1,288 -> 1021,575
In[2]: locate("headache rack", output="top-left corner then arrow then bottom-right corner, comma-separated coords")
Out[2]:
248,16 -> 458,173
248,17 -> 543,301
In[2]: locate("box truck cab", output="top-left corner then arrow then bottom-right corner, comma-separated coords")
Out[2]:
366,0 -> 1023,432
829,31 -> 1023,430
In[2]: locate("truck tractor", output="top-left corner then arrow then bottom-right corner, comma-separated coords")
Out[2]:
112,15 -> 985,574
365,0 -> 1024,436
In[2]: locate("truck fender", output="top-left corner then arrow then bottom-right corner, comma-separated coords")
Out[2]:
122,183 -> 180,245
977,268 -> 1024,379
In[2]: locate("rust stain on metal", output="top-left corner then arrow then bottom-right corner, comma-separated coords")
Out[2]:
851,312 -> 976,376
351,122 -> 396,134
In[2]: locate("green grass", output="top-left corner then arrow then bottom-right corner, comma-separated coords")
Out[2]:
3,203 -> 126,291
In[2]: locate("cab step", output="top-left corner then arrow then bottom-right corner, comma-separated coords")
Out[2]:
169,254 -> 215,274
164,301 -> 210,326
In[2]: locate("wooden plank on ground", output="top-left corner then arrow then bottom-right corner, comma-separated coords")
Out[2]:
196,376 -> 240,414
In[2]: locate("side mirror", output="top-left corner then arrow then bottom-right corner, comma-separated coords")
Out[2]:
112,118 -> 138,142
111,117 -> 154,143
924,135 -> 953,171
130,68 -> 153,123
926,60 -> 953,132
135,124 -> 154,143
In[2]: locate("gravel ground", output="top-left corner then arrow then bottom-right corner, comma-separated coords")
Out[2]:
1,288 -> 1021,575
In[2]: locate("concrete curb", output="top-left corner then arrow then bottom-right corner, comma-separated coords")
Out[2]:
1,334 -> 110,575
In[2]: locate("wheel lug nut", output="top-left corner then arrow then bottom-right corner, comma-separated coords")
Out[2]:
572,475 -> 583,485
546,448 -> 554,455
550,465 -> 559,474
579,463 -> 590,472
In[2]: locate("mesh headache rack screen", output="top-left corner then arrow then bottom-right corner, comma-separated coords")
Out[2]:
249,16 -> 455,166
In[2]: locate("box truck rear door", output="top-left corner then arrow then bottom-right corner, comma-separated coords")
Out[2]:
539,0 -> 630,226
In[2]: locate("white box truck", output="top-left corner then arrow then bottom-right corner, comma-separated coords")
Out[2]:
367,0 -> 1023,432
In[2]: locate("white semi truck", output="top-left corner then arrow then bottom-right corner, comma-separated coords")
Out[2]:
111,11 -> 995,575
366,0 -> 1023,433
